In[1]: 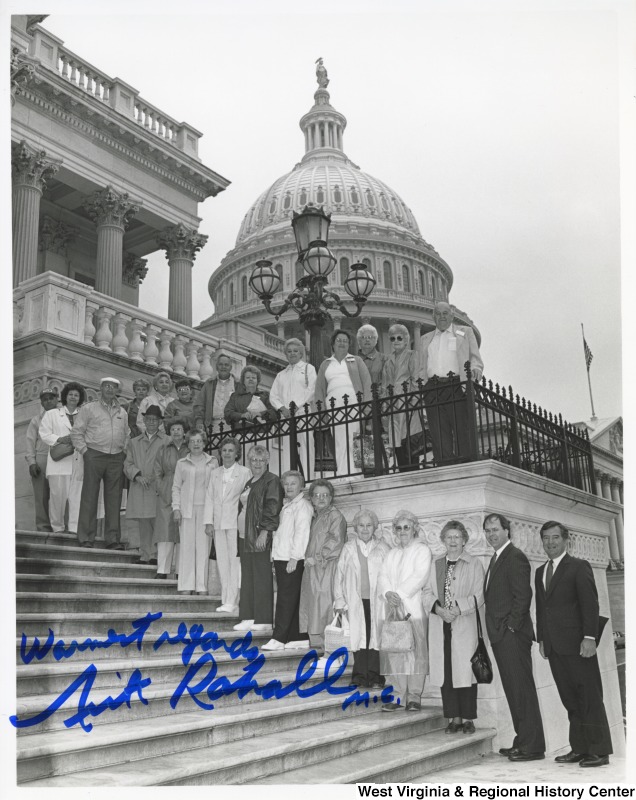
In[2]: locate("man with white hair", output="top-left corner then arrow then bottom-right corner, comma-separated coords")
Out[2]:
71,377 -> 129,549
419,302 -> 484,465
356,324 -> 387,388
193,352 -> 237,434
269,338 -> 316,479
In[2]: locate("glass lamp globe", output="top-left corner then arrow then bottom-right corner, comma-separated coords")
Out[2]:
344,263 -> 377,299
249,260 -> 280,298
303,240 -> 337,278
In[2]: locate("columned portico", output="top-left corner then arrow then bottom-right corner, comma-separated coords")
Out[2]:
11,140 -> 60,287
609,477 -> 624,564
83,186 -> 140,300
157,223 -> 208,327
597,470 -> 621,565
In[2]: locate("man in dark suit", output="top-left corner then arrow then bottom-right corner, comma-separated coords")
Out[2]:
536,521 -> 612,768
483,513 -> 545,761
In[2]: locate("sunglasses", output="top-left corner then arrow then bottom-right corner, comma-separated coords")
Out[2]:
389,335 -> 404,342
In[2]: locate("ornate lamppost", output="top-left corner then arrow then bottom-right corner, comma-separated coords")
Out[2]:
249,205 -> 376,366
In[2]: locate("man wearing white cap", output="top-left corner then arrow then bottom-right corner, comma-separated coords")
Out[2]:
71,377 -> 129,549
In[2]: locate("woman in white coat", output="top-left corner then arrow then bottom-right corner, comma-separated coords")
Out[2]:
422,520 -> 485,734
204,436 -> 251,613
378,510 -> 432,712
172,431 -> 218,595
39,382 -> 86,533
334,509 -> 392,689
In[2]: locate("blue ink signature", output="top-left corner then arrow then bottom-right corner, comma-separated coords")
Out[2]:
19,612 -> 163,664
12,618 -> 395,732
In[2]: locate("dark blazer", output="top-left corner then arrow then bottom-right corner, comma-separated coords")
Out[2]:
224,384 -> 277,427
239,471 -> 284,553
484,541 -> 535,644
535,553 -> 600,657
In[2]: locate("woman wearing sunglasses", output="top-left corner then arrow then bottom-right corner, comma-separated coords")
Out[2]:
382,324 -> 423,471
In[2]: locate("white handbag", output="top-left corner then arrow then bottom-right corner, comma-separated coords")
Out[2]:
324,612 -> 351,656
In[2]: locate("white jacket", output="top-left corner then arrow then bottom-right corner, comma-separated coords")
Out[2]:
172,453 -> 217,518
39,406 -> 83,478
271,493 -> 314,561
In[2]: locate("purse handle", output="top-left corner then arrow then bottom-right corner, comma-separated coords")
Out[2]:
473,595 -> 484,639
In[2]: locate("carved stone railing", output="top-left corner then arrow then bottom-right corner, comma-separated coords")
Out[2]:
27,26 -> 201,156
13,272 -> 253,381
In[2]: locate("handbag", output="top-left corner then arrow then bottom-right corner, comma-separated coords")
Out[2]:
353,431 -> 390,470
49,441 -> 74,462
470,595 -> 493,684
324,612 -> 351,656
380,602 -> 415,653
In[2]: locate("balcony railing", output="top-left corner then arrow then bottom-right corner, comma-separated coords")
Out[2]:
205,364 -> 596,495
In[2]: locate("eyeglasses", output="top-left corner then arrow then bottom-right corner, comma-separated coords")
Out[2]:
249,457 -> 267,463
389,336 -> 404,342
313,493 -> 331,500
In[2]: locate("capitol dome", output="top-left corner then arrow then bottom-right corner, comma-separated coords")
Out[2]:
201,65 -> 479,362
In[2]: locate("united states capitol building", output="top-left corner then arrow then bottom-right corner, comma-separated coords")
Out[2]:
10,15 -> 624,788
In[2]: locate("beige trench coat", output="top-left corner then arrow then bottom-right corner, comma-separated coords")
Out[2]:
334,533 -> 392,652
422,551 -> 485,688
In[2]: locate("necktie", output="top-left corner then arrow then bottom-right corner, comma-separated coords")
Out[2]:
546,560 -> 554,591
486,552 -> 497,587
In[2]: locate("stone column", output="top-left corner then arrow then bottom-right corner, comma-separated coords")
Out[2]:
599,472 -> 620,565
277,322 -> 285,339
11,140 -> 61,287
157,223 -> 208,327
83,187 -> 140,300
413,322 -> 421,351
610,478 -> 624,564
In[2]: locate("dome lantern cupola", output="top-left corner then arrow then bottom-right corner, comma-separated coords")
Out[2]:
299,58 -> 347,161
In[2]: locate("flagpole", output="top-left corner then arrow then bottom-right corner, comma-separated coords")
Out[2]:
581,323 -> 596,419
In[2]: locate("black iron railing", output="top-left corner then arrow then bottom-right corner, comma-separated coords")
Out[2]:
205,363 -> 596,494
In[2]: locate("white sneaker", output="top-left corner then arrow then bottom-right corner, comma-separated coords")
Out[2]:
250,623 -> 271,631
316,655 -> 344,669
216,604 -> 231,612
261,639 -> 285,651
285,640 -> 310,649
233,620 -> 254,631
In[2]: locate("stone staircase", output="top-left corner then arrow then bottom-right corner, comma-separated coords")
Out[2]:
15,529 -> 495,786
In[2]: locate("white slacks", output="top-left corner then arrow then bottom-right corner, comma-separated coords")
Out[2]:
48,475 -> 82,533
157,542 -> 179,575
214,528 -> 240,606
178,505 -> 208,592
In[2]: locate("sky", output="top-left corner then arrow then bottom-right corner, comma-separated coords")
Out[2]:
5,0 -> 633,426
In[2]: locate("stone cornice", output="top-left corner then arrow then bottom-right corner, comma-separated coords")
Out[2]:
16,78 -> 228,201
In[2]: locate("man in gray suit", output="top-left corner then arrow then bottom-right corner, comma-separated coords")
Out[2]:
418,302 -> 483,465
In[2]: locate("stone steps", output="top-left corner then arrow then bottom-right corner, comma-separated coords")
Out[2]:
17,541 -> 140,564
17,592 -> 223,614
17,611 -> 248,638
16,573 -> 181,595
252,727 -> 494,784
19,705 -> 447,786
17,556 -> 159,580
14,662 -> 350,734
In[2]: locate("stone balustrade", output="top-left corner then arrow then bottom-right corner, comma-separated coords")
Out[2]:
28,26 -> 201,156
13,272 -> 256,381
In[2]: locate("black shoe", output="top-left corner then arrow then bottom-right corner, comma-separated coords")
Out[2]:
105,542 -> 124,551
555,751 -> 586,763
579,755 -> 609,768
508,752 -> 545,762
154,573 -> 167,580
149,558 -> 158,565
381,702 -> 400,712
499,746 -> 521,757
445,722 -> 462,734
463,721 -> 476,734
134,557 -> 150,564
368,682 -> 384,690
406,701 -> 421,712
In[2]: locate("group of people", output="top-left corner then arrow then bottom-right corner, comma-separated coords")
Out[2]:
24,300 -> 613,766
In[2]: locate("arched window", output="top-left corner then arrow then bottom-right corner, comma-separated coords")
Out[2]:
380,194 -> 390,213
295,261 -> 304,283
350,187 -> 360,205
365,189 -> 375,207
402,265 -> 411,293
316,186 -> 325,204
269,197 -> 277,215
333,186 -> 342,204
429,272 -> 436,300
283,192 -> 292,210
383,261 -> 393,290
229,282 -> 235,307
299,188 -> 308,206
241,275 -> 248,302
418,269 -> 425,295
362,258 -> 372,273
340,257 -> 349,285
